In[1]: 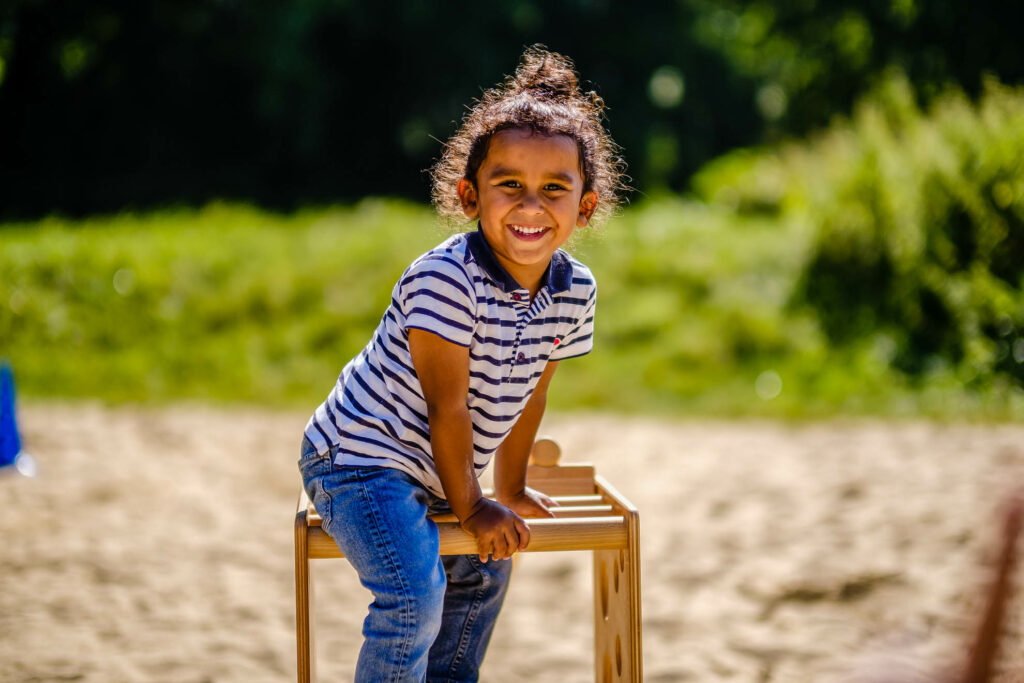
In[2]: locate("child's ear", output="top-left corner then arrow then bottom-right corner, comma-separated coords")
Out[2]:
457,179 -> 479,219
576,191 -> 599,228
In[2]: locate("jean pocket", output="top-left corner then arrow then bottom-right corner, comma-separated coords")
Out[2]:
299,435 -> 321,461
299,450 -> 331,484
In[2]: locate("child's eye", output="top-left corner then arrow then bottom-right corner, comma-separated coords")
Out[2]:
544,183 -> 568,192
499,180 -> 521,188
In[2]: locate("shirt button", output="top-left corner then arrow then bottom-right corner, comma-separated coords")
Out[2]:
517,352 -> 526,364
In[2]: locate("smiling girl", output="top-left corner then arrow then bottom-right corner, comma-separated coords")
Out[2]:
298,46 -> 625,681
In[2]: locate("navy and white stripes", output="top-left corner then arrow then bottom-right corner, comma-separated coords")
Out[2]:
304,227 -> 596,497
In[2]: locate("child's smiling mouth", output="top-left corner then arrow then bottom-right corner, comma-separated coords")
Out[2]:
507,224 -> 551,240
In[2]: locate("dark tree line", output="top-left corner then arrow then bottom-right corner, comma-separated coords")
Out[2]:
1,0 -> 1022,220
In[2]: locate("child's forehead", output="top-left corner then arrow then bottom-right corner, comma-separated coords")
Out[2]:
481,128 -> 581,176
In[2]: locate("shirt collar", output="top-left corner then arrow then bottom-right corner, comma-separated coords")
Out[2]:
466,224 -> 574,295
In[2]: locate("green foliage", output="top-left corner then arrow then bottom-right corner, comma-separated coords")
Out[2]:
689,0 -> 1024,132
696,73 -> 1024,393
8,72 -> 1024,418
0,0 -> 761,218
4,195 -> 1021,418
0,201 -> 443,404
11,1 -> 1023,218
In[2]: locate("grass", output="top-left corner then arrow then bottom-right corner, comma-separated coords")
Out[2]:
2,198 -> 1022,419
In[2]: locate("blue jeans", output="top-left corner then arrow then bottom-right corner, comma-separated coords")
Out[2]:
299,437 -> 512,682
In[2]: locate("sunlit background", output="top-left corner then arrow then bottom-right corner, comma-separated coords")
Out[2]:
2,0 -> 1023,416
4,4 -> 1024,682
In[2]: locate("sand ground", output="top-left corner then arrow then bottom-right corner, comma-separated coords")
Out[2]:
2,403 -> 1024,682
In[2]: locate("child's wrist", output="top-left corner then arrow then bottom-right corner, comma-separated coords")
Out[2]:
454,495 -> 488,524
495,487 -> 526,505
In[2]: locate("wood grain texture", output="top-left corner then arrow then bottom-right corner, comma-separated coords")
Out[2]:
295,450 -> 643,682
594,476 -> 643,682
306,515 -> 629,559
294,491 -> 316,683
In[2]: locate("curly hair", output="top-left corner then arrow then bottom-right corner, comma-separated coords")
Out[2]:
431,45 -> 627,227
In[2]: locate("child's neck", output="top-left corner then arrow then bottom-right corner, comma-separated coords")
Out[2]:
507,268 -> 544,301
490,255 -> 547,301
523,276 -> 543,301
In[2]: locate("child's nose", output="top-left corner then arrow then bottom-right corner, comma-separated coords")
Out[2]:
519,192 -> 545,213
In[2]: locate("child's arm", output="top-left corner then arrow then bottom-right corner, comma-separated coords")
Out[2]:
495,361 -> 560,517
408,328 -> 531,562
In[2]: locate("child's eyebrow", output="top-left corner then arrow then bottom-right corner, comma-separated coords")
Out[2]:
486,166 -> 576,184
486,166 -> 521,178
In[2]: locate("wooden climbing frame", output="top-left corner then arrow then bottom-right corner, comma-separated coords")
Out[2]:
294,438 -> 642,682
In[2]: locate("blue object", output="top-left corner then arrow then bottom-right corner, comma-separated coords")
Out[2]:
0,362 -> 22,468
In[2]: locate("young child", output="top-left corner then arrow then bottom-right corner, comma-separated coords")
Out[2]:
299,46 -> 624,682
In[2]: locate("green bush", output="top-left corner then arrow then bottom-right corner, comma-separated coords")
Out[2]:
0,201 -> 444,403
696,72 -> 1024,389
1,197 -> 828,415
5,82 -> 1024,418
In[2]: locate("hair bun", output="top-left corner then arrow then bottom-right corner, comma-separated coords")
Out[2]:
510,45 -> 579,98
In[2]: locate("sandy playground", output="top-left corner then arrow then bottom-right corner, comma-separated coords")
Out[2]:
2,403 -> 1024,682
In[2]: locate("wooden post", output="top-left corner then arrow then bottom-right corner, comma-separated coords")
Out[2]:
593,477 -> 643,683
295,491 -> 317,683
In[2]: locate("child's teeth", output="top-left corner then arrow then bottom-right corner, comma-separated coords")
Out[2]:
512,225 -> 545,234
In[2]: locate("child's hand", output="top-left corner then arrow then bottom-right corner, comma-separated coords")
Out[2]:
497,486 -> 558,520
460,498 -> 531,562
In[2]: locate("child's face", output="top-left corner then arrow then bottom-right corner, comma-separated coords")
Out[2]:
458,128 -> 598,293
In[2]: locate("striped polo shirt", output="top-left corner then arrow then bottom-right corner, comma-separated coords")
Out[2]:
303,226 -> 596,497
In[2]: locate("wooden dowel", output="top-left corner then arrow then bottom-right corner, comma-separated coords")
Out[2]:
307,516 -> 628,558
428,505 -> 614,524
552,494 -> 605,505
306,494 -> 609,527
549,505 -> 614,517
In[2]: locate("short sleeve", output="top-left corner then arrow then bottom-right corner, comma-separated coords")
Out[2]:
549,287 -> 596,361
398,254 -> 476,347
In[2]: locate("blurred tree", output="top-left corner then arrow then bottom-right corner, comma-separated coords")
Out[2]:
689,0 -> 1024,134
1,0 -> 1022,219
0,0 -> 757,219
697,74 -> 1024,388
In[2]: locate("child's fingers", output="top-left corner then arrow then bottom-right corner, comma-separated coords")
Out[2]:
535,499 -> 556,518
504,524 -> 523,559
486,526 -> 518,561
514,516 -> 531,550
492,530 -> 512,561
476,536 -> 494,563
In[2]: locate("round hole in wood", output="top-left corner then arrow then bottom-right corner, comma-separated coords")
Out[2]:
615,634 -> 623,676
602,652 -> 613,683
599,560 -> 609,620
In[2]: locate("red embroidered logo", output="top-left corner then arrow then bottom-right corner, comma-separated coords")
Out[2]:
553,338 -> 561,346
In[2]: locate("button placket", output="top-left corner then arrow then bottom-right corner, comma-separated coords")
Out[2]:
507,289 -> 532,379
507,287 -> 555,379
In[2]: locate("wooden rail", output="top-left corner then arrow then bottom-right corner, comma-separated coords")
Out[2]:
306,514 -> 628,558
